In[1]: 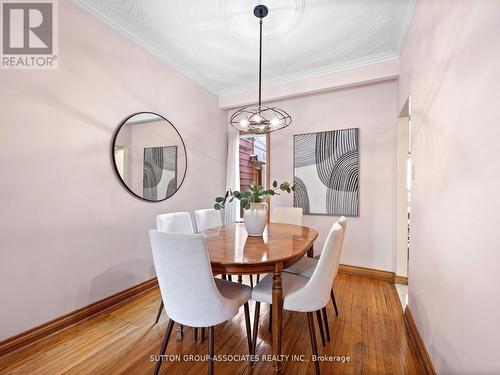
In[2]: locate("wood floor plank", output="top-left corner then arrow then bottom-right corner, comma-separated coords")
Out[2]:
0,274 -> 423,375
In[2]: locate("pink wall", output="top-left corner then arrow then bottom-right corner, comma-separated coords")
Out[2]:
0,1 -> 226,340
399,1 -> 500,373
219,58 -> 400,109
262,80 -> 398,272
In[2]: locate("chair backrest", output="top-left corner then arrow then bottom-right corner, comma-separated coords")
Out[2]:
156,212 -> 194,234
284,222 -> 345,312
271,207 -> 303,226
194,208 -> 222,232
149,231 -> 238,327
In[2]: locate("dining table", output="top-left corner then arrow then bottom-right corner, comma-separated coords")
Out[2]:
201,222 -> 318,374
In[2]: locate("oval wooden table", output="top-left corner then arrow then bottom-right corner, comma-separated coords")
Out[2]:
201,222 -> 318,374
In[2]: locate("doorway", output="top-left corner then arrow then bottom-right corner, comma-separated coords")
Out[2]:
238,134 -> 268,219
395,97 -> 412,307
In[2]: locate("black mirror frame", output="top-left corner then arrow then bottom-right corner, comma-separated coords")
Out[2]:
111,111 -> 188,203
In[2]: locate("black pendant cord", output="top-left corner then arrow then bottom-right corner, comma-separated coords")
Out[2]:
258,18 -> 263,110
229,5 -> 291,134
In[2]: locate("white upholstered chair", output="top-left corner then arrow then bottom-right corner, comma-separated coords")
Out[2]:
256,206 -> 303,287
150,231 -> 252,375
156,211 -> 195,234
271,206 -> 303,226
284,216 -> 347,344
154,212 -> 195,325
256,206 -> 304,328
195,208 -> 251,286
194,208 -> 222,232
251,222 -> 345,375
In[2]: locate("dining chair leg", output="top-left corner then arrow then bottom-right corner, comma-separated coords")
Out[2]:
154,300 -> 164,324
202,327 -> 206,341
194,327 -> 198,341
315,310 -> 326,347
243,302 -> 252,354
154,318 -> 175,375
268,305 -> 272,332
222,274 -> 227,280
256,274 -> 260,283
251,301 -> 261,366
238,275 -> 243,284
228,275 -> 232,281
321,307 -> 330,342
307,312 -> 321,375
250,275 -> 254,289
208,326 -> 215,375
330,289 -> 339,316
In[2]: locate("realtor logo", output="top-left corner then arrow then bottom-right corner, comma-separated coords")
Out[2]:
1,0 -> 58,69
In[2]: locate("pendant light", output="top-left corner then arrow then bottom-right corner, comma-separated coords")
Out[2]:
229,5 -> 292,134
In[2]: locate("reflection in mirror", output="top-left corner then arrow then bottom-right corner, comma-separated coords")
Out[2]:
113,112 -> 187,202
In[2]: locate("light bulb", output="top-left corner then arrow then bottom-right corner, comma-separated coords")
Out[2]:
270,117 -> 281,128
253,114 -> 262,124
255,124 -> 266,132
240,119 -> 249,129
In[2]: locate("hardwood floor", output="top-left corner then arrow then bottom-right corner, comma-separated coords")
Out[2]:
0,274 -> 423,374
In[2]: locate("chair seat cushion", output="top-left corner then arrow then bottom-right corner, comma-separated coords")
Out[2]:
215,278 -> 251,306
284,257 -> 318,278
251,272 -> 309,305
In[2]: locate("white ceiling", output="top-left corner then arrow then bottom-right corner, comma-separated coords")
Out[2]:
73,0 -> 415,96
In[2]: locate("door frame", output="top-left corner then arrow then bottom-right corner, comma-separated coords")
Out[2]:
395,97 -> 412,283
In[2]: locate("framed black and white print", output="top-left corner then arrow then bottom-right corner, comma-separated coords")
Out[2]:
293,128 -> 359,216
143,146 -> 178,201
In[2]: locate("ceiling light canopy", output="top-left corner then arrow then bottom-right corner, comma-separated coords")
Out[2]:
229,5 -> 292,134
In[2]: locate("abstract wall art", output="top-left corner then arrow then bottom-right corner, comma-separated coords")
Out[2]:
293,128 -> 359,216
143,146 -> 177,200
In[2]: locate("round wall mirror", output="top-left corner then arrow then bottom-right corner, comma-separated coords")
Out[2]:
112,112 -> 187,202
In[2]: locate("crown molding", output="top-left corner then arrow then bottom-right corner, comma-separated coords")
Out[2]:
72,0 -> 414,99
219,51 -> 399,98
71,0 -> 221,96
394,0 -> 416,53
219,57 -> 400,109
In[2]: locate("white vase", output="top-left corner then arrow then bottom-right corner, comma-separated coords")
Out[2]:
243,202 -> 268,236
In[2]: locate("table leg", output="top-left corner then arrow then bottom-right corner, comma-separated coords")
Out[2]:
272,264 -> 283,373
307,244 -> 314,258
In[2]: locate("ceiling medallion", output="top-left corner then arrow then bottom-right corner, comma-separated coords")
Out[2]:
220,0 -> 304,40
229,4 -> 292,135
